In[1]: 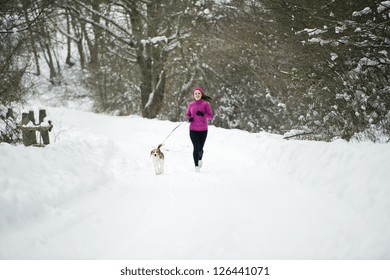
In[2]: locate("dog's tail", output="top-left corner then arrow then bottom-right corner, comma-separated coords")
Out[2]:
157,143 -> 163,149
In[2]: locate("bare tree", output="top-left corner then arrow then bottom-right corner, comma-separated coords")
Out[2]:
0,0 -> 52,105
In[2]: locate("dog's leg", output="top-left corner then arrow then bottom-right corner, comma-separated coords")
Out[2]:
156,160 -> 162,175
154,159 -> 159,175
157,163 -> 161,175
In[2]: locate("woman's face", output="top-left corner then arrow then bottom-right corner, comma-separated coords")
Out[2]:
193,90 -> 202,101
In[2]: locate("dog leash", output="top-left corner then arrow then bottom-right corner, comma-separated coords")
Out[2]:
160,121 -> 186,146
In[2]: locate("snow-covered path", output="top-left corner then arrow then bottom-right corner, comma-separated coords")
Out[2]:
1,107 -> 389,259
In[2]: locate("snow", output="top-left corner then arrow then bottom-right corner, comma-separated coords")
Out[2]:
378,1 -> 390,13
150,36 -> 168,44
141,36 -> 168,46
277,103 -> 286,109
358,57 -> 380,68
1,99 -> 390,260
331,52 -> 338,61
300,27 -> 328,36
352,7 -> 372,17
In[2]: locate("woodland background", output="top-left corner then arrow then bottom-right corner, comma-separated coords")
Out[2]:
1,0 -> 390,142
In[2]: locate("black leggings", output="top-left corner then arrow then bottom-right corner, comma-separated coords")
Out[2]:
189,130 -> 208,167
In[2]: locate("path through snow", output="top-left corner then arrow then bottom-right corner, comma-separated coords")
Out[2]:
1,107 -> 389,259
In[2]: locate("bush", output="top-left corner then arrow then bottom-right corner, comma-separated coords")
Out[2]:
0,106 -> 21,145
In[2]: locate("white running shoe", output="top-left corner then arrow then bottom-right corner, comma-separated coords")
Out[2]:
198,160 -> 203,168
195,166 -> 200,173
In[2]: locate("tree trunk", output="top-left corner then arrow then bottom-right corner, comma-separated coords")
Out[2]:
90,0 -> 101,71
68,8 -> 86,69
22,1 -> 41,76
134,2 -> 167,119
65,8 -> 75,67
45,42 -> 57,84
38,23 -> 58,85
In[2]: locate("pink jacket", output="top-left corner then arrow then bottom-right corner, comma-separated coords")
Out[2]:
186,100 -> 213,131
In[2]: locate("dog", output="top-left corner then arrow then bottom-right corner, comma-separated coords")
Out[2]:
150,144 -> 164,175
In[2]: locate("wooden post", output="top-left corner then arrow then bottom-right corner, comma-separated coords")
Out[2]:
38,109 -> 46,123
21,111 -> 37,146
28,110 -> 36,125
39,109 -> 50,145
21,112 -> 28,125
22,112 -> 29,146
6,108 -> 14,120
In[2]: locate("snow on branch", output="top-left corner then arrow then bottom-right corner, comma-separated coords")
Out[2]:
378,1 -> 390,13
141,36 -> 168,45
352,7 -> 372,17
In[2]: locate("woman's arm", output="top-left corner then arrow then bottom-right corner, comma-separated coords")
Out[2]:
186,103 -> 192,120
204,103 -> 213,120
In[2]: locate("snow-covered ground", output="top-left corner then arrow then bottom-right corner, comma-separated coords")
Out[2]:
1,99 -> 390,259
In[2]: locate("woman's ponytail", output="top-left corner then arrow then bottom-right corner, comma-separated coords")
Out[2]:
201,94 -> 212,102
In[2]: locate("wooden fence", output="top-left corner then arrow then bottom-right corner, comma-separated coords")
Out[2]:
20,109 -> 53,147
